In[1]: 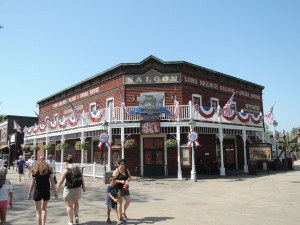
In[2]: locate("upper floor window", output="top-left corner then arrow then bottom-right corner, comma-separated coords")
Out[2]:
106,98 -> 114,108
90,102 -> 96,112
231,102 -> 237,112
54,114 -> 58,121
192,94 -> 202,106
210,98 -> 219,109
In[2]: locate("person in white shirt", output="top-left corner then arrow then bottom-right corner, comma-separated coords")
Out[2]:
0,158 -> 4,167
47,155 -> 57,184
26,155 -> 36,179
0,167 -> 13,224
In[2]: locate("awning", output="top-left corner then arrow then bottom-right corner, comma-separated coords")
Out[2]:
0,145 -> 8,150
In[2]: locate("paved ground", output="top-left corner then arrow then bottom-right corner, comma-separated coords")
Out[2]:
5,161 -> 300,225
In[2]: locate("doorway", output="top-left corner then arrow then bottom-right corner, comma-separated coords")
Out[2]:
143,137 -> 165,176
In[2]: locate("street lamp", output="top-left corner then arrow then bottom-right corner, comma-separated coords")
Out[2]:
7,138 -> 10,169
102,121 -> 109,172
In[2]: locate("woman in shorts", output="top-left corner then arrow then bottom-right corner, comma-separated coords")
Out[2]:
27,159 -> 57,225
56,155 -> 86,225
112,159 -> 132,222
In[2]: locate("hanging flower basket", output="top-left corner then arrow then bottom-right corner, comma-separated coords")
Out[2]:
30,145 -> 39,151
165,139 -> 177,148
124,139 -> 137,149
22,145 -> 31,152
42,144 -> 54,151
75,141 -> 90,150
55,143 -> 69,151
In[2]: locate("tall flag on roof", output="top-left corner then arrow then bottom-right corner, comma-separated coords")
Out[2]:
119,91 -> 128,114
220,92 -> 235,117
13,120 -> 22,133
34,111 -> 43,123
67,99 -> 79,122
265,103 -> 275,125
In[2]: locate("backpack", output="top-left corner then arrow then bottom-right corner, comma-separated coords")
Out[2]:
65,167 -> 82,188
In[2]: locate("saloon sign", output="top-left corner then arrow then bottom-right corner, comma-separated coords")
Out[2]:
124,69 -> 181,84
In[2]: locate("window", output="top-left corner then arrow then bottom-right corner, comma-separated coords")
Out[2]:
192,94 -> 202,106
106,98 -> 114,108
90,102 -> 96,112
45,116 -> 50,123
210,98 -> 219,109
54,114 -> 58,121
231,102 -> 237,112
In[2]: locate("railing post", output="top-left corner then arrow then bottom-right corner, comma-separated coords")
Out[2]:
93,162 -> 96,178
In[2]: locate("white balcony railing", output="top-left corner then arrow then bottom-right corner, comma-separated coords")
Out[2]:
24,104 -> 263,137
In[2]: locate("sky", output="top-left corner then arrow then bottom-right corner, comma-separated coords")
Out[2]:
0,0 -> 299,133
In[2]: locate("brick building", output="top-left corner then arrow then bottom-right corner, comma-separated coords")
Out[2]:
0,115 -> 38,165
24,56 -> 266,179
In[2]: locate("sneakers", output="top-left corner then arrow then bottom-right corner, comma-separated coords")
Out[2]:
68,221 -> 73,225
121,213 -> 127,221
75,216 -> 79,224
107,218 -> 112,224
116,221 -> 122,225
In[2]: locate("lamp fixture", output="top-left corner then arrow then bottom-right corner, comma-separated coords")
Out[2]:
132,95 -> 137,102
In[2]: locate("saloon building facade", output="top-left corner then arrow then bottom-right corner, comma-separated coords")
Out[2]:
24,56 -> 267,179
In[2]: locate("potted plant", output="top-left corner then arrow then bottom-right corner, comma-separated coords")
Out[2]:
55,142 -> 69,151
165,139 -> 177,148
124,139 -> 137,149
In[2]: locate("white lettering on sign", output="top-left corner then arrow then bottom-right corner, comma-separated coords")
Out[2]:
183,75 -> 261,100
52,87 -> 100,109
199,80 -> 218,89
245,104 -> 261,111
220,85 -> 235,93
124,74 -> 180,84
90,87 -> 99,95
239,91 -> 250,97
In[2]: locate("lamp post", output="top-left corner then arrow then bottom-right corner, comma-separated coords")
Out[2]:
7,137 -> 10,169
102,121 -> 109,172
283,130 -> 288,170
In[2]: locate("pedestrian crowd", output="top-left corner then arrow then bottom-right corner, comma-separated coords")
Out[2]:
1,155 -> 132,225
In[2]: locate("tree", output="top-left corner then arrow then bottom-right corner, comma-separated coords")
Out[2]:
264,124 -> 273,136
290,127 -> 300,136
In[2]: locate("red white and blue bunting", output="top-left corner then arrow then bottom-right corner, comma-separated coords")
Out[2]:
251,113 -> 262,124
89,109 -> 104,122
68,115 -> 79,126
33,124 -> 39,133
49,120 -> 57,130
24,126 -> 32,135
222,112 -> 236,121
194,105 -> 215,118
39,124 -> 46,132
98,132 -> 111,151
237,112 -> 250,123
186,131 -> 201,148
59,118 -> 67,128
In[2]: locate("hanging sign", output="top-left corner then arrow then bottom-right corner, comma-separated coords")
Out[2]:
187,131 -> 201,148
98,132 -> 110,151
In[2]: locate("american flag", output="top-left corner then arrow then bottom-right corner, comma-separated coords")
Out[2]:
13,120 -> 22,133
265,106 -> 274,125
220,93 -> 235,117
173,94 -> 179,116
119,91 -> 128,114
67,99 -> 79,121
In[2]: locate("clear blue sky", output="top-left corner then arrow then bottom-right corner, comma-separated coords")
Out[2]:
0,0 -> 299,133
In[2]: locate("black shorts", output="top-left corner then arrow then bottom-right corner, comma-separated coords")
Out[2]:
33,189 -> 50,201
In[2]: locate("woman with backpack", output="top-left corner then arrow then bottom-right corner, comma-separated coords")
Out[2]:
56,155 -> 86,225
